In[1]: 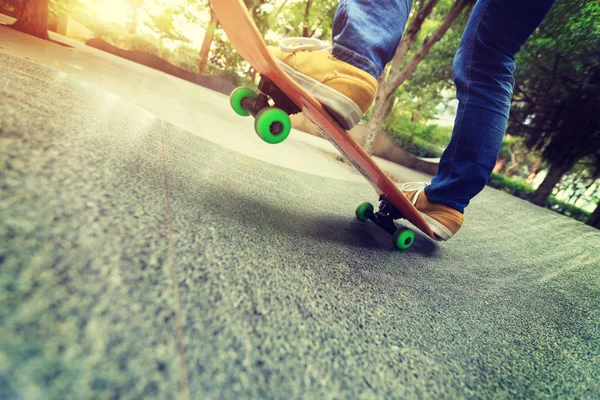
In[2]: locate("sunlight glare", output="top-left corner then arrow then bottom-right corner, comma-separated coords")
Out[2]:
97,0 -> 129,24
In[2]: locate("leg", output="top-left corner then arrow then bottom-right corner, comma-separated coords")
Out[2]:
425,0 -> 556,213
332,0 -> 413,79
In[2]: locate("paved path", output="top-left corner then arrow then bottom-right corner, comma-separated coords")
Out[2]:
1,52 -> 599,399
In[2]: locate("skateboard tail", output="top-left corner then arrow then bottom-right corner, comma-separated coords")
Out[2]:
302,108 -> 438,241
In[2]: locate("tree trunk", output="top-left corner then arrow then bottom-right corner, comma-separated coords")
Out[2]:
391,0 -> 470,92
363,0 -> 469,153
526,157 -> 542,184
493,158 -> 506,173
198,7 -> 218,75
505,143 -> 525,176
127,0 -> 140,35
385,0 -> 440,81
13,0 -> 25,18
587,201 -> 600,229
529,163 -> 571,206
363,89 -> 395,154
302,0 -> 312,38
11,0 -> 49,40
363,0 -> 440,154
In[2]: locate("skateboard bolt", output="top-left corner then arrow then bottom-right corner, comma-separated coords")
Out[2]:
270,121 -> 284,135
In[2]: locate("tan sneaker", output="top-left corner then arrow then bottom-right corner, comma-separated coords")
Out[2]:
399,182 -> 464,240
267,38 -> 378,129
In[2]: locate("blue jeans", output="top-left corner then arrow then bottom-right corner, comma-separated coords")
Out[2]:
332,0 -> 556,213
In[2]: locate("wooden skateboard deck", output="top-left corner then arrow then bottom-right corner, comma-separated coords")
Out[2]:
210,0 -> 439,245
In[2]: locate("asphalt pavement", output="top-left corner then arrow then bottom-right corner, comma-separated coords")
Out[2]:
1,52 -> 599,399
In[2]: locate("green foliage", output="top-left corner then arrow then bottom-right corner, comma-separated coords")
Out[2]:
93,22 -> 129,45
398,138 -> 443,158
213,67 -> 243,87
487,173 -> 534,199
387,90 -> 443,124
245,0 -> 270,29
269,0 -> 337,39
383,117 -> 451,158
129,35 -> 160,54
50,0 -> 98,30
144,5 -> 190,43
383,0 -> 471,92
208,33 -> 247,74
487,172 -> 592,221
173,43 -> 200,73
510,0 -> 600,170
375,0 -> 470,155
498,136 -> 516,161
547,195 -> 592,222
495,135 -> 545,177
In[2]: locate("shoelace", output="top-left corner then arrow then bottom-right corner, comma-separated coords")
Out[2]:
279,37 -> 331,53
400,182 -> 428,206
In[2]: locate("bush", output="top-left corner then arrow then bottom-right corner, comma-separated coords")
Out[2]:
215,68 -> 242,87
382,117 -> 452,158
487,173 -> 591,222
169,44 -> 200,73
398,136 -> 444,158
417,123 -> 453,146
487,173 -> 534,199
498,136 -> 516,160
128,35 -> 160,54
93,22 -> 128,46
383,117 -> 450,158
546,196 -> 591,222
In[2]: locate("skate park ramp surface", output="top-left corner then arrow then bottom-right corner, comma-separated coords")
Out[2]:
1,52 -> 599,398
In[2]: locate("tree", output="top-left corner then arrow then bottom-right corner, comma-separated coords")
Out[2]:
145,5 -> 189,44
208,31 -> 245,72
508,0 -> 600,206
585,156 -> 600,228
380,18 -> 464,131
587,203 -> 600,229
271,0 -> 337,39
363,0 -> 474,154
204,0 -> 271,80
11,0 -> 49,39
527,80 -> 600,205
126,0 -> 144,35
198,3 -> 218,74
553,157 -> 598,206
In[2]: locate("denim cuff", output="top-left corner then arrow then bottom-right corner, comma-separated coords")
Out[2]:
331,44 -> 380,79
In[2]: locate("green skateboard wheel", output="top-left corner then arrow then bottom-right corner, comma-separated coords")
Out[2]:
230,87 -> 257,117
254,107 -> 291,144
355,202 -> 374,222
393,228 -> 415,250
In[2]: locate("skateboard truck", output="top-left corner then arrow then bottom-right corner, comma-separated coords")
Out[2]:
355,198 -> 416,250
239,77 -> 301,117
230,76 -> 301,144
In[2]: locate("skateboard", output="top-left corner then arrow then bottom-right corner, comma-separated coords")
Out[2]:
210,0 -> 438,249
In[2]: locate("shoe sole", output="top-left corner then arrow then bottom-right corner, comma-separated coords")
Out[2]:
420,212 -> 453,241
400,185 -> 455,241
276,60 -> 363,130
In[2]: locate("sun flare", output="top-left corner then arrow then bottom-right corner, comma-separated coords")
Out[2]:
96,0 -> 129,25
